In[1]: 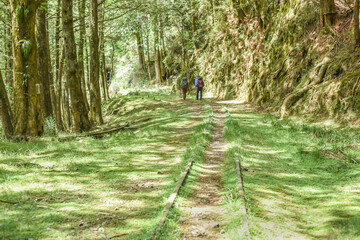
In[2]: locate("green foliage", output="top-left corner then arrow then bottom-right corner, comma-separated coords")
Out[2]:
44,117 -> 56,136
16,5 -> 24,21
24,6 -> 32,19
20,40 -> 32,58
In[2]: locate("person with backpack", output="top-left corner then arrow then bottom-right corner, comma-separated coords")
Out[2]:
195,76 -> 204,100
180,77 -> 189,100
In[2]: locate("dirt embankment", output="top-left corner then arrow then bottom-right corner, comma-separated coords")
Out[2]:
197,0 -> 360,125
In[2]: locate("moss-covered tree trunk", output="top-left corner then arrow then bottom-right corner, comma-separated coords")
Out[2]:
99,2 -> 109,101
85,38 -> 91,95
0,71 -> 14,140
55,0 -> 64,131
160,20 -> 168,80
89,0 -> 103,124
10,0 -> 43,138
154,29 -> 162,85
36,1 -> 53,119
4,5 -> 13,88
63,77 -> 71,130
136,27 -> 146,72
56,47 -> 65,132
146,23 -> 152,82
78,0 -> 90,113
192,0 -> 199,50
62,0 -> 91,132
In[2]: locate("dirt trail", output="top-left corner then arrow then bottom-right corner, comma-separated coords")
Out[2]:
179,102 -> 227,240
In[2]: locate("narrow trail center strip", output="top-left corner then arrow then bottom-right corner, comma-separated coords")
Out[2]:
179,102 -> 227,240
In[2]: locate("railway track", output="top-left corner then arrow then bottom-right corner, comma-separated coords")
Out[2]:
226,105 -> 250,239
152,100 -> 250,240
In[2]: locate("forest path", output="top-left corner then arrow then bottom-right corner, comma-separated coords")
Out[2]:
178,102 -> 227,240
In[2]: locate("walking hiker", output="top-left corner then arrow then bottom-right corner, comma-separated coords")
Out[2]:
195,76 -> 204,100
180,77 -> 189,100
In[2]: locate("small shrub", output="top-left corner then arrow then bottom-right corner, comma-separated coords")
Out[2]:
44,117 -> 56,136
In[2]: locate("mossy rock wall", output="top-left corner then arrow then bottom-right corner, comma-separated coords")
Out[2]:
195,0 -> 360,122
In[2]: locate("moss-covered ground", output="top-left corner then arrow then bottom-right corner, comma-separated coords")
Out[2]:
0,91 -> 208,240
222,101 -> 360,240
2,93 -> 360,240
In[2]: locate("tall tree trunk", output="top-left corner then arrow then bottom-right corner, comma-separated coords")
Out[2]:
85,39 -> 90,94
36,1 -> 53,119
56,46 -> 65,131
180,24 -> 186,73
145,22 -> 152,82
136,25 -> 145,71
55,0 -> 64,131
192,0 -> 199,50
111,40 -> 115,85
85,38 -> 91,95
89,0 -> 103,124
63,72 -> 71,130
10,0 -> 43,138
320,0 -> 337,27
355,0 -> 360,47
0,71 -> 14,140
160,21 -> 168,80
62,0 -> 91,132
4,6 -> 13,88
154,23 -> 162,85
155,46 -> 162,85
78,0 -> 90,113
99,2 -> 109,101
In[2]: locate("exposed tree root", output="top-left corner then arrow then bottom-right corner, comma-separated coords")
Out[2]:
281,57 -> 331,118
0,200 -> 19,204
57,116 -> 152,141
58,122 -> 130,141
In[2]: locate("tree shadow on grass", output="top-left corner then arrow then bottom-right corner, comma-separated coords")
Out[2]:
0,188 -> 164,239
222,102 -> 360,239
0,95 -> 205,240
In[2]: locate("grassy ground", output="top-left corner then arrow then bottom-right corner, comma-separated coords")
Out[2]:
156,103 -> 216,240
222,102 -> 360,240
0,91 -> 205,240
3,93 -> 360,240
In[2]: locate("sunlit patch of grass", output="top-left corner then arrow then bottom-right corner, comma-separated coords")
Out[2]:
0,92 -> 204,240
222,103 -> 360,239
155,103 -> 216,240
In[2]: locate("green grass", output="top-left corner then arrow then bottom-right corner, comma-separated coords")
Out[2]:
222,103 -> 360,240
0,92 -> 204,240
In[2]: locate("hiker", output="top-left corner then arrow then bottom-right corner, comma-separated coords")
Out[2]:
195,76 -> 204,100
180,77 -> 189,100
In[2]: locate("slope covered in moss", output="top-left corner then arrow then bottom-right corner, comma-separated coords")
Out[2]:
193,0 -> 359,123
